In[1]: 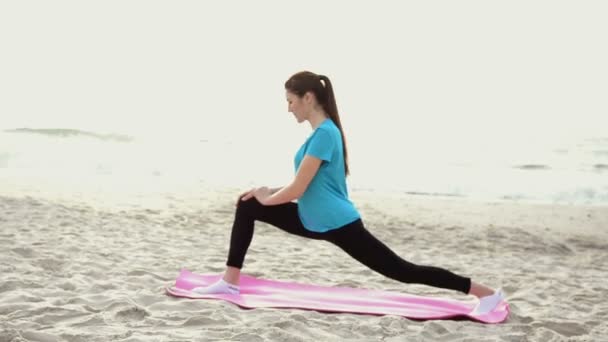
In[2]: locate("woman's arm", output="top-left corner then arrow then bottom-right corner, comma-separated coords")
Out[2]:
261,155 -> 322,205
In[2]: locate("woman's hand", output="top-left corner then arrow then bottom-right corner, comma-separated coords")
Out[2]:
252,186 -> 273,205
236,188 -> 256,206
237,186 -> 273,206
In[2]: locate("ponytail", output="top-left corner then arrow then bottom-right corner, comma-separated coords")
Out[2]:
318,75 -> 349,176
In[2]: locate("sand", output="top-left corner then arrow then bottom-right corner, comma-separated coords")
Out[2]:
1,186 -> 607,341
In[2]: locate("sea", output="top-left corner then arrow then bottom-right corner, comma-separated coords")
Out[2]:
1,126 -> 607,207
2,2 -> 607,208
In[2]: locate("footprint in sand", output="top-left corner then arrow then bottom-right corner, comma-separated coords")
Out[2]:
11,247 -> 36,258
533,321 -> 589,337
114,305 -> 150,322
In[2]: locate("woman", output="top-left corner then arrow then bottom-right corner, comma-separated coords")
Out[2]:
193,71 -> 504,315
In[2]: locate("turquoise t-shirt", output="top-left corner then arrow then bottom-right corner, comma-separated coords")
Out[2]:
294,119 -> 361,232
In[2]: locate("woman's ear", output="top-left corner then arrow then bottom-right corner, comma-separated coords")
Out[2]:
304,91 -> 314,105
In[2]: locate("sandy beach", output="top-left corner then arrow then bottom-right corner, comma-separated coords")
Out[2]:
1,187 -> 607,341
2,0 -> 608,340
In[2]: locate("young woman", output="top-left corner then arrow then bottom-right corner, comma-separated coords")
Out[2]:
193,71 -> 505,314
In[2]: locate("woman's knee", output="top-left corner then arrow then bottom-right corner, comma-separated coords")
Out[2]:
236,197 -> 262,216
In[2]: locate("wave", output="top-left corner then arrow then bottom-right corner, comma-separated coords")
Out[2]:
4,128 -> 133,142
594,164 -> 608,171
404,191 -> 463,198
514,164 -> 550,170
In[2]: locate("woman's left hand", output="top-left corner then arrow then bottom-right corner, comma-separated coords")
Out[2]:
253,186 -> 273,205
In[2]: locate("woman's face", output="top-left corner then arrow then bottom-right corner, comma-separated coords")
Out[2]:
286,91 -> 309,123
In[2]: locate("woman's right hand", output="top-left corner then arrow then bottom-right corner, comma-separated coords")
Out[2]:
236,188 -> 257,206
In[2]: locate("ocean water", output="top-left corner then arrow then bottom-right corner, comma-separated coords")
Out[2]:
1,127 -> 607,206
2,2 -> 607,207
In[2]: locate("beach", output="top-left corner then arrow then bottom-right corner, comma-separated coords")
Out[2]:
2,0 -> 608,340
1,186 -> 607,341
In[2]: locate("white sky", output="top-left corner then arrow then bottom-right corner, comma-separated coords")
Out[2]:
1,1 -> 607,148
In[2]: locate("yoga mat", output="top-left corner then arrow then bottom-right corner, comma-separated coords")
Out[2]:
166,269 -> 509,324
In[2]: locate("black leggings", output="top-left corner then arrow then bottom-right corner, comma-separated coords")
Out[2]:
227,198 -> 471,294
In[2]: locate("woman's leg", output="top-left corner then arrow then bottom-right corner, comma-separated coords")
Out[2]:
194,198 -> 317,293
223,198 -> 322,284
324,219 -> 472,294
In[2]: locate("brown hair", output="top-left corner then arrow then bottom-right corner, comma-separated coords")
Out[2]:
284,71 -> 350,176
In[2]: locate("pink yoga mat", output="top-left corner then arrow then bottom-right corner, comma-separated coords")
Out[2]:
166,269 -> 509,324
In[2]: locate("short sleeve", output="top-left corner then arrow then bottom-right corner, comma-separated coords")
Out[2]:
306,129 -> 334,162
